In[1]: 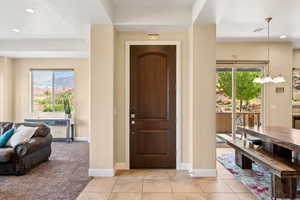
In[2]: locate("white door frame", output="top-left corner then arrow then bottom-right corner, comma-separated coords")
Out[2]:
125,41 -> 182,169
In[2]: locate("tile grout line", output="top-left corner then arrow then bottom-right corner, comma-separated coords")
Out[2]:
108,177 -> 118,199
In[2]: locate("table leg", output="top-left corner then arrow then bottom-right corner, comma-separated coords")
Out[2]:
66,119 -> 71,143
271,174 -> 297,199
294,152 -> 300,190
235,150 -> 252,169
71,124 -> 74,141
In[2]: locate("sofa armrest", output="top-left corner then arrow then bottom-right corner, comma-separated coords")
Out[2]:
13,134 -> 52,158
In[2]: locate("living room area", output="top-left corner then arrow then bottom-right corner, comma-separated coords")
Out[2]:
0,57 -> 91,199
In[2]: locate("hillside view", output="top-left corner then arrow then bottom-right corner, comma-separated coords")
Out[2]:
32,70 -> 74,112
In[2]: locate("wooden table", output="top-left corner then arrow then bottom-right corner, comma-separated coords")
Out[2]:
237,126 -> 300,154
237,126 -> 300,198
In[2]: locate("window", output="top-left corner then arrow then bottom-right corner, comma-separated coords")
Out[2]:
31,69 -> 74,113
293,68 -> 300,103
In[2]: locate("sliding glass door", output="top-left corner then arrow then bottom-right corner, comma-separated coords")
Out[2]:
216,66 -> 263,134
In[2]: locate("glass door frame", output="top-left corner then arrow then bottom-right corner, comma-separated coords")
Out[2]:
216,63 -> 266,138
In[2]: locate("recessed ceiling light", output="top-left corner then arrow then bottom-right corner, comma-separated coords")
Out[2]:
12,29 -> 21,33
280,35 -> 287,39
25,8 -> 35,14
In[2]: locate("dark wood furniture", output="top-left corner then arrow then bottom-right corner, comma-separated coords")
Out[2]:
218,128 -> 300,199
236,126 -> 300,153
130,45 -> 176,169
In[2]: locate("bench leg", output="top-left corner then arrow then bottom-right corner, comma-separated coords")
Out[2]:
235,150 -> 252,169
271,174 -> 297,199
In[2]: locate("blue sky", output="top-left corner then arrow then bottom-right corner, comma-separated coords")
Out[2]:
33,71 -> 74,87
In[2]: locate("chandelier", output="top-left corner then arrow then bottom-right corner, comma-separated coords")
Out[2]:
253,17 -> 286,84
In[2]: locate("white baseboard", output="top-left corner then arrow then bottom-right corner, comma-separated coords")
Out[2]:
190,169 -> 217,177
115,162 -> 129,170
177,163 -> 191,171
88,168 -> 115,177
74,137 -> 90,143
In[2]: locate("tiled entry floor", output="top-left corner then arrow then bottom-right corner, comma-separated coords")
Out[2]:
77,148 -> 257,200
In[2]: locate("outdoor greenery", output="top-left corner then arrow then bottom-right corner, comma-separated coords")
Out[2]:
34,90 -> 74,112
217,71 -> 262,112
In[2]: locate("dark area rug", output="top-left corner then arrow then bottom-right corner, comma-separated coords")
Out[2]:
0,142 -> 91,200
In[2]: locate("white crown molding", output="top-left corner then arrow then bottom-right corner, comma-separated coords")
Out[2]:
0,51 -> 88,59
189,169 -> 217,177
88,168 -> 115,177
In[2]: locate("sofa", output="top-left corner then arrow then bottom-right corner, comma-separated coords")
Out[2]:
0,122 -> 52,175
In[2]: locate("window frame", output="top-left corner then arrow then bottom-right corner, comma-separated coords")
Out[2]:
30,68 -> 75,114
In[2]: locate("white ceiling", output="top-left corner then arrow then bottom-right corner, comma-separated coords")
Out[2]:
0,0 -> 111,39
215,0 -> 300,47
113,0 -> 196,30
1,0 -> 300,58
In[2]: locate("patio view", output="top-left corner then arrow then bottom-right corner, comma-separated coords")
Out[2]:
216,67 -> 263,133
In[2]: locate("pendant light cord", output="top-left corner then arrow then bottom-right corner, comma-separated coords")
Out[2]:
266,17 -> 272,75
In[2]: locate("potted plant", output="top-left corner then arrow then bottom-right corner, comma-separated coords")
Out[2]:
63,96 -> 72,119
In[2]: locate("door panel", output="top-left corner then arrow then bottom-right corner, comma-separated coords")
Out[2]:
130,45 -> 176,169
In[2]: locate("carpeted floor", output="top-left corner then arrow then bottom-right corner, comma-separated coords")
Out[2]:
0,142 -> 91,200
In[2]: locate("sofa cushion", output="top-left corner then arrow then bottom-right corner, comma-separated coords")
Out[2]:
0,147 -> 14,162
0,122 -> 13,135
33,124 -> 50,137
6,125 -> 38,147
0,128 -> 15,147
14,123 -> 50,137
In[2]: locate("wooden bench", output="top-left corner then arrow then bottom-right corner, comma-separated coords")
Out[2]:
217,134 -> 300,199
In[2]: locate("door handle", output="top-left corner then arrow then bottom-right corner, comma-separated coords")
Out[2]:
131,121 -> 135,125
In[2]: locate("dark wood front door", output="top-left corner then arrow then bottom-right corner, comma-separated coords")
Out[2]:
130,45 -> 176,169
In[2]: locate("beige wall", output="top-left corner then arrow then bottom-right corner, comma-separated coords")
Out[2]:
12,58 -> 90,138
189,24 -> 216,173
89,24 -> 115,173
294,50 -> 300,67
0,57 -> 13,121
217,42 -> 293,127
114,30 -> 191,163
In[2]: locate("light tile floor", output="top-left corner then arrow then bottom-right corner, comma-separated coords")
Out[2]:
77,148 -> 258,200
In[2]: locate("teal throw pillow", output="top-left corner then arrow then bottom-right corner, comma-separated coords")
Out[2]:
0,128 -> 15,147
